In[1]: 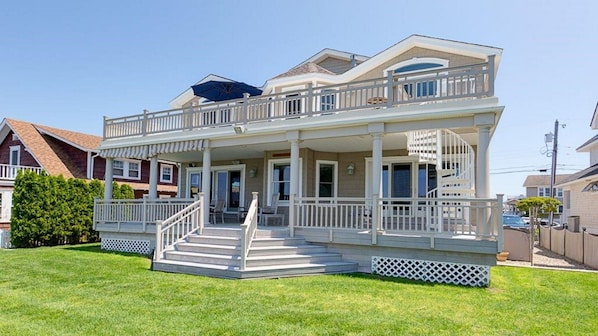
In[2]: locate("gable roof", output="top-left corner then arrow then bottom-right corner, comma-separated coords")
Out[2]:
3,118 -> 75,178
522,174 -> 571,187
263,34 -> 503,91
35,124 -> 101,151
298,48 -> 370,67
272,62 -> 336,79
557,163 -> 598,186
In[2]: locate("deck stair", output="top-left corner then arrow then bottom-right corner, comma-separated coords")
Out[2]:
152,227 -> 357,279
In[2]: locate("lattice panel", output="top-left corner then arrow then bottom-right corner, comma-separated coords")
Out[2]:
101,238 -> 150,255
371,256 -> 490,287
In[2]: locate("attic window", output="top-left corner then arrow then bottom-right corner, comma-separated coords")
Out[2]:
394,62 -> 444,73
12,134 -> 18,141
582,181 -> 598,193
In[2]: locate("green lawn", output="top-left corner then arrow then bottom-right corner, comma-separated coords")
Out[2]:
1,244 -> 597,336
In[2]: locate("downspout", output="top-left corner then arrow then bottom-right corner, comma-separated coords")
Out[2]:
88,151 -> 100,179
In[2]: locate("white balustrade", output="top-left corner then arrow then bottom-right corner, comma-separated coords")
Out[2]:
0,164 -> 43,180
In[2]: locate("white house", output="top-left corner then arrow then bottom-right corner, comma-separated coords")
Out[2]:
94,35 -> 505,286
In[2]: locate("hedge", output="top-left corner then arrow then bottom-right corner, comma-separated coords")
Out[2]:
10,171 -> 134,248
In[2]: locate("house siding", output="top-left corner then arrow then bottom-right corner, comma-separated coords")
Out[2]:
354,47 -> 485,81
566,180 -> 598,230
0,131 -> 40,167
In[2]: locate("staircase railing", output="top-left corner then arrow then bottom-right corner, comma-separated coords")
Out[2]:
155,193 -> 204,261
239,192 -> 259,270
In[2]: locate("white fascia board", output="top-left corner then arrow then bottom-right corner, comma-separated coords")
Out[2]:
299,48 -> 369,67
557,173 -> 598,188
0,119 -> 10,145
591,102 -> 598,130
577,139 -> 598,153
262,73 -> 338,92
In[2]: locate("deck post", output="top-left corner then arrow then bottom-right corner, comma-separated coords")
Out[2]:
289,193 -> 295,238
202,144 -> 211,225
386,72 -> 394,107
104,158 -> 114,200
496,194 -> 504,251
155,220 -> 162,261
242,93 -> 249,123
142,109 -> 149,136
306,83 -> 313,116
371,194 -> 379,245
142,196 -> 147,232
487,55 -> 496,97
198,193 -> 204,235
149,156 -> 159,199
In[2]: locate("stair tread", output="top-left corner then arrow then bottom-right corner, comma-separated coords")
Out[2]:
247,253 -> 340,261
178,242 -> 239,250
154,259 -> 356,272
250,245 -> 321,251
165,250 -> 239,259
189,235 -> 239,241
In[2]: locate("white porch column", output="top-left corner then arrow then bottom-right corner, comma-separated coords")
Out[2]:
149,156 -> 159,199
476,125 -> 491,198
104,157 -> 113,200
371,133 -> 383,198
290,139 -> 300,197
202,145 -> 212,224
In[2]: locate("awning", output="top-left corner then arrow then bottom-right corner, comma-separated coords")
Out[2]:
99,139 -> 203,159
148,139 -> 203,156
99,145 -> 148,159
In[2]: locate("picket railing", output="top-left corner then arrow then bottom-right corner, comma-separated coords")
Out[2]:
155,194 -> 204,261
104,58 -> 495,140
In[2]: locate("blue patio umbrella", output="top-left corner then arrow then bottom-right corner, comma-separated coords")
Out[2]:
191,80 -> 263,102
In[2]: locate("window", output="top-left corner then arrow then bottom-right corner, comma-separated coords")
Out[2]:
386,58 -> 448,100
113,159 -> 141,180
9,146 -> 20,166
286,94 -> 302,115
320,90 -> 336,112
538,187 -> 563,197
160,164 -> 173,183
268,159 -> 302,201
316,161 -> 337,198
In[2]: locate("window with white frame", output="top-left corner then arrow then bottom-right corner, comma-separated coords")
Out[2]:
316,160 -> 337,198
9,146 -> 20,166
320,90 -> 336,112
538,187 -> 563,197
113,159 -> 141,180
160,164 -> 173,183
268,159 -> 302,201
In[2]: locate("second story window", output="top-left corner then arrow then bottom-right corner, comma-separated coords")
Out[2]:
160,164 -> 173,183
9,146 -> 20,166
320,90 -> 336,112
538,187 -> 563,198
113,159 -> 141,180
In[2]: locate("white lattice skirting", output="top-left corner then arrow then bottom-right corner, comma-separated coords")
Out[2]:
101,238 -> 150,255
371,256 -> 490,287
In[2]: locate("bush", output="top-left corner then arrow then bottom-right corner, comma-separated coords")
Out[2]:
10,171 -> 132,248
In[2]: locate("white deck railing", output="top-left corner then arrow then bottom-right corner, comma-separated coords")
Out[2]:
0,164 -> 43,180
291,195 -> 503,241
103,58 -> 495,140
155,194 -> 204,261
93,197 -> 195,232
239,192 -> 259,270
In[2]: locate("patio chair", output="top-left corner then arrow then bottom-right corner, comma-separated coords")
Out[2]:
259,193 -> 284,226
210,199 -> 225,224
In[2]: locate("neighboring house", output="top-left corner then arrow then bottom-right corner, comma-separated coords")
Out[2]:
522,174 -> 570,216
557,102 -> 598,232
95,35 -> 505,285
0,118 -> 179,230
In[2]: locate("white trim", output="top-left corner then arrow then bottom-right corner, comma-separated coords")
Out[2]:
113,158 -> 142,180
160,163 -> 173,183
383,57 -> 449,75
185,164 -> 246,210
364,156 -> 419,198
267,158 -> 303,204
315,160 -> 338,198
9,145 -> 20,166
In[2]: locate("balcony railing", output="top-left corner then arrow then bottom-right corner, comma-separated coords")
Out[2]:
0,164 -> 44,180
103,58 -> 495,140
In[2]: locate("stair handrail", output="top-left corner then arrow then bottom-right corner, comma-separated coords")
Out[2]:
155,193 -> 204,261
239,192 -> 259,271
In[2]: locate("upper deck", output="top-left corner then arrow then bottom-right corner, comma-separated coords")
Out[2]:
103,58 -> 495,141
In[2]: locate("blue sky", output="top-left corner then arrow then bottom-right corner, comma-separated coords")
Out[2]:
1,0 -> 596,197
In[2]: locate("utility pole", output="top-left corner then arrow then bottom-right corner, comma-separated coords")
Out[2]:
549,119 -> 559,200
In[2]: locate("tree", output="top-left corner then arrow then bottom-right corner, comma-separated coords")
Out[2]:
516,197 -> 561,265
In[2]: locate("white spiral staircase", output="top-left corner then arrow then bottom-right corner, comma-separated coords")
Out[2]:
407,129 -> 475,198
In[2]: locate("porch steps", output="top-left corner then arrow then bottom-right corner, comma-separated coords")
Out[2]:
153,227 -> 357,279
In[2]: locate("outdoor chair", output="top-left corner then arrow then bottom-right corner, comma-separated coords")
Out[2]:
259,193 -> 284,226
210,199 -> 225,224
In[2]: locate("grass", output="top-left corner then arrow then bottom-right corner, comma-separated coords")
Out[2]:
1,244 -> 597,336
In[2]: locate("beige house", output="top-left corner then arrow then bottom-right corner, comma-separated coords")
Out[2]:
94,35 -> 505,286
522,174 -> 570,216
558,103 -> 598,233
